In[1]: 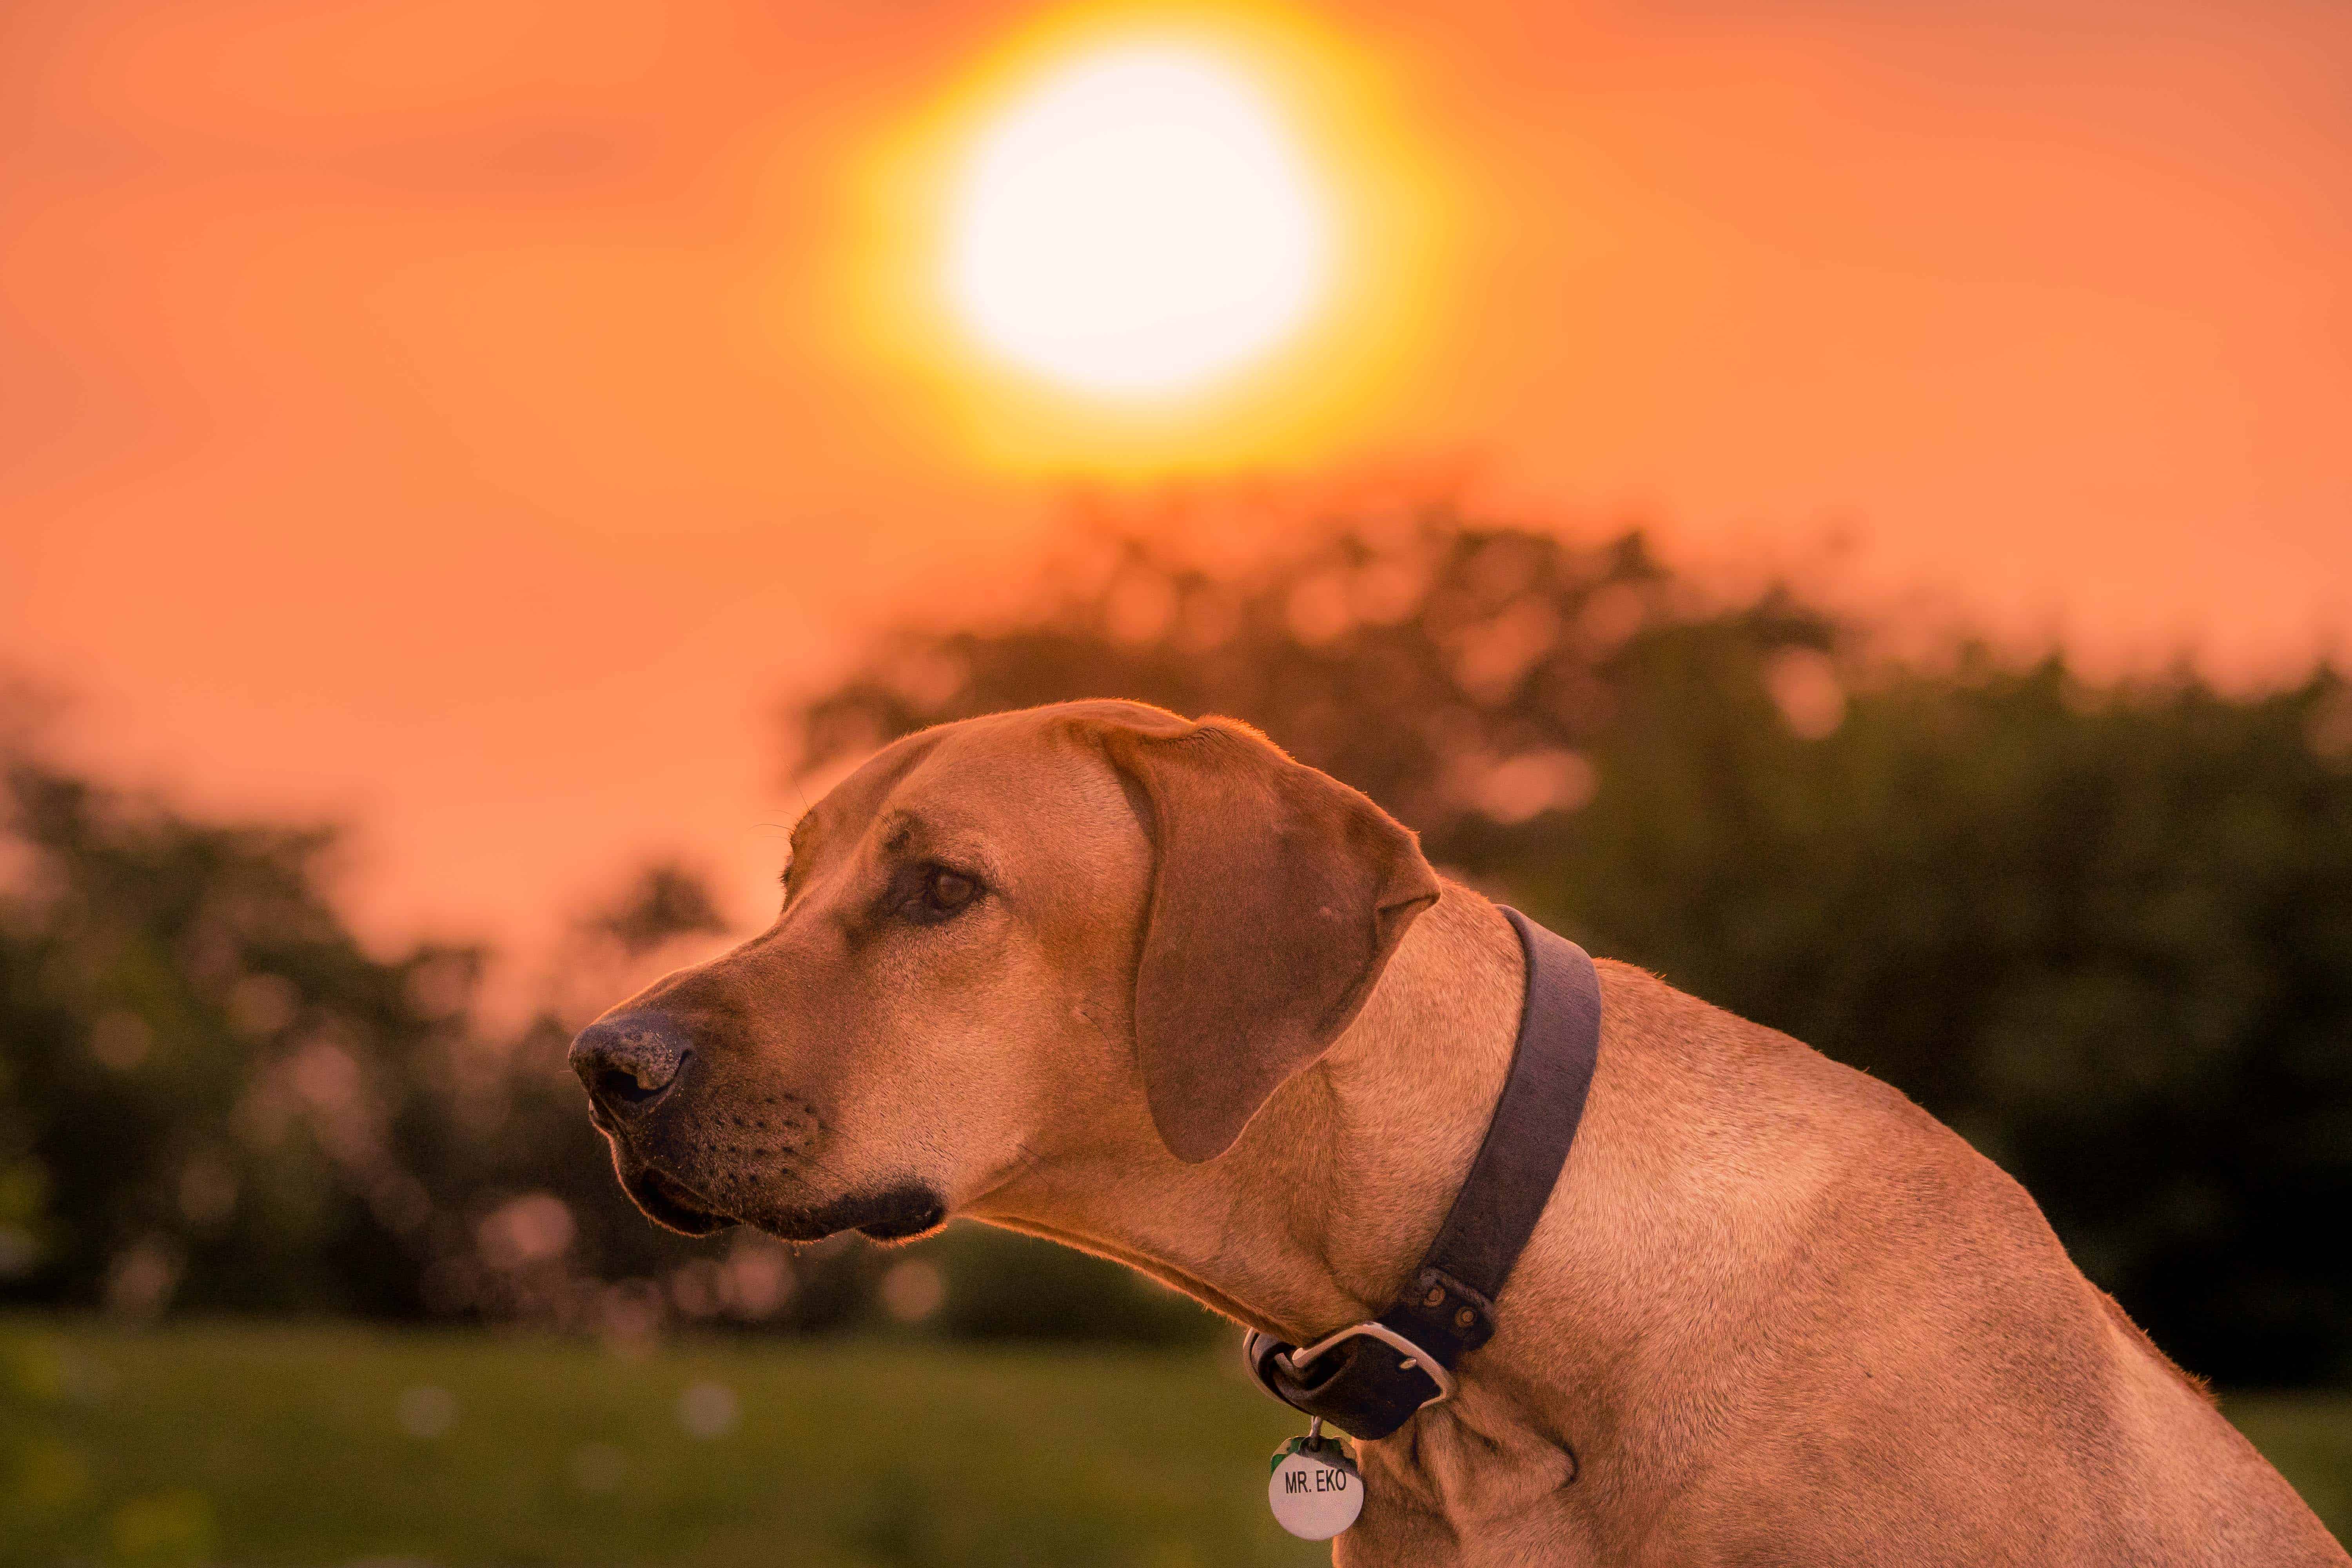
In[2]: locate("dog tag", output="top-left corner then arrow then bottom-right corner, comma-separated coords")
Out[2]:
1268,1426 -> 1363,1540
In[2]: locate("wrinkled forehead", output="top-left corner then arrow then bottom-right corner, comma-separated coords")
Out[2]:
783,710 -> 1134,889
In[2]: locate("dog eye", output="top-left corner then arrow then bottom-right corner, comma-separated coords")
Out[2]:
904,866 -> 980,924
926,868 -> 978,911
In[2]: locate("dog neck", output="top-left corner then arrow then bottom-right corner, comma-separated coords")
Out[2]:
966,885 -> 1573,1536
973,883 -> 1523,1334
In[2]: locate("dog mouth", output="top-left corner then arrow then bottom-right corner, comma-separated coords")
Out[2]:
758,1183 -> 949,1244
617,1159 -> 737,1238
603,1127 -> 946,1245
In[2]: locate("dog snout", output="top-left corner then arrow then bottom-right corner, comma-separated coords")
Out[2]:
570,1010 -> 692,1118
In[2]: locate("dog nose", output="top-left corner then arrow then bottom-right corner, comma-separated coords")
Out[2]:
570,1011 -> 692,1116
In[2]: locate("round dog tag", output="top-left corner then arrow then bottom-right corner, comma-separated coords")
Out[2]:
1268,1433 -> 1363,1539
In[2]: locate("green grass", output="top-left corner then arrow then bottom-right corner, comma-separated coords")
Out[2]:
2229,1394 -> 2352,1548
2,1319 -> 2345,1566
2,1320 -> 1322,1568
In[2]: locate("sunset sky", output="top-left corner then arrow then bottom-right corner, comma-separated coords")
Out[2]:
3,0 -> 2347,963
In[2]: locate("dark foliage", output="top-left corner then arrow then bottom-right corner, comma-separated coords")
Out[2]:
7,502 -> 2348,1377
785,504 -> 2352,1385
0,755 -> 468,1317
0,763 -> 840,1334
1535,657 -> 2352,1386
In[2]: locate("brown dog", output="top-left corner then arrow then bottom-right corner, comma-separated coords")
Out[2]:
571,700 -> 2345,1565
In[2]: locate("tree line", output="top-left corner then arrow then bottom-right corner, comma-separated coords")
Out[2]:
4,502 -> 2348,1384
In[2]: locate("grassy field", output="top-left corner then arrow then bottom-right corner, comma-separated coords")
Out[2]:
3,1319 -> 2345,1567
3,1321 -> 1319,1568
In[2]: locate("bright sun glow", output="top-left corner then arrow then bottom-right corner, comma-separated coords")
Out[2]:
944,44 -> 1333,399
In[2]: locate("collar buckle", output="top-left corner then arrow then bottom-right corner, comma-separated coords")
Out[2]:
1241,1323 -> 1457,1414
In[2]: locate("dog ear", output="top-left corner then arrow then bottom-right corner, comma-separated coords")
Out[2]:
1093,713 -> 1441,1163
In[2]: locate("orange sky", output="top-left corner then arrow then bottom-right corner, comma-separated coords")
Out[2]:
3,0 -> 2348,963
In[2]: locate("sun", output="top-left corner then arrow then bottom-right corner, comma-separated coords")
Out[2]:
942,43 -> 1333,400
829,4 -> 1460,471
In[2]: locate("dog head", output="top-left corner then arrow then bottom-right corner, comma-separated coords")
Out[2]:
569,701 -> 1438,1241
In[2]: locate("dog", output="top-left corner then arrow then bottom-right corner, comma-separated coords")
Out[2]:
571,700 -> 2346,1565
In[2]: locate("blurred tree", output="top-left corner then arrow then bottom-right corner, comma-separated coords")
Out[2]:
590,862 -> 731,958
781,503 -> 2352,1385
1533,657 -> 2352,1385
0,737 -> 894,1340
0,752 -> 471,1316
9,502 -> 2348,1380
789,505 -> 1833,870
